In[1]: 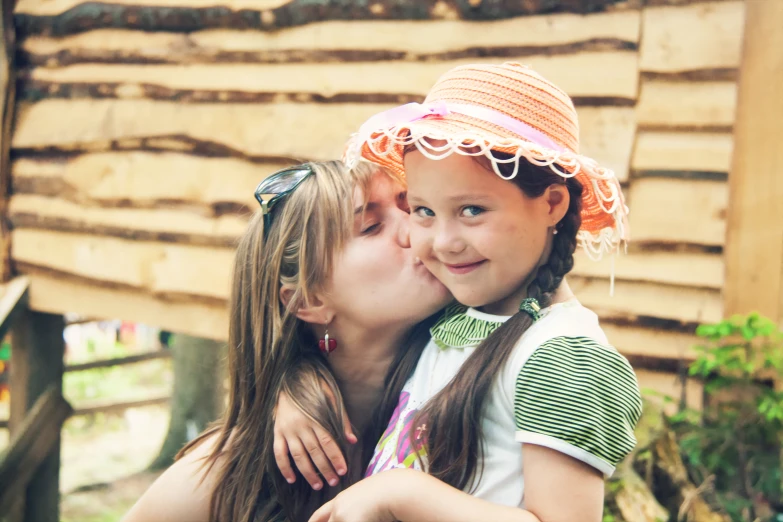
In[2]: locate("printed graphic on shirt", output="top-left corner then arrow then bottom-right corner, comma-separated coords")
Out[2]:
365,391 -> 427,476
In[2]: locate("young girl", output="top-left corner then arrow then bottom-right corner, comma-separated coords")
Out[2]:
277,63 -> 642,522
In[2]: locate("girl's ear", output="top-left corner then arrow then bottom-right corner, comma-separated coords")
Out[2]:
544,184 -> 571,227
280,284 -> 335,325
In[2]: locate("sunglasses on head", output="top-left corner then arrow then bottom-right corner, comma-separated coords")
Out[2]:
254,164 -> 314,238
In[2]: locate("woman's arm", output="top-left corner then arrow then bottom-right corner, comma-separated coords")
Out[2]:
310,445 -> 604,522
121,435 -> 224,522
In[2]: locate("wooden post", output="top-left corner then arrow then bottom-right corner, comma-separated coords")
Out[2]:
723,0 -> 783,322
8,312 -> 66,522
0,0 -> 16,284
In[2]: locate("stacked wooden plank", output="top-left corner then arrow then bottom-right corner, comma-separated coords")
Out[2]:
8,0 -> 744,403
577,0 -> 742,407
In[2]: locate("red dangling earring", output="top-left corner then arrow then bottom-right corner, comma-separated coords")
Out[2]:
318,327 -> 337,355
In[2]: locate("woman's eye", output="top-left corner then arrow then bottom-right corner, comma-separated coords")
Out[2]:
461,206 -> 485,217
361,223 -> 381,234
413,206 -> 435,218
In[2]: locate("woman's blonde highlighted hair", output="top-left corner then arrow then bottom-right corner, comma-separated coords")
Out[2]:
180,160 -> 430,522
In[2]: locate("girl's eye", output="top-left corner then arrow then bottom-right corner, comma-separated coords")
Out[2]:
413,206 -> 435,218
461,206 -> 485,217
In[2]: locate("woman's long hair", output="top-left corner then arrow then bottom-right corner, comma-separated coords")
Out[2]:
179,161 -> 435,522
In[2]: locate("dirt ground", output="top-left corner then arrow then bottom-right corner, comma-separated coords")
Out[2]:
59,404 -> 170,522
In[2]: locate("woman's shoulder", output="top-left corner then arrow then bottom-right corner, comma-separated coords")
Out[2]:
121,432 -> 228,522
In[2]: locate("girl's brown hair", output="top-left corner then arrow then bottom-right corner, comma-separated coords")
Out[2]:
180,160 -> 434,522
413,153 -> 584,491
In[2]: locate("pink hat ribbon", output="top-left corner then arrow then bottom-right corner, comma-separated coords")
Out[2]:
355,101 -> 566,154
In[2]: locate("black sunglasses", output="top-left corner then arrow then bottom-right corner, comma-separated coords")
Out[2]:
254,164 -> 314,237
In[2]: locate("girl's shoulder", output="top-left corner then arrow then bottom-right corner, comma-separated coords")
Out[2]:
501,300 -> 643,476
501,299 -> 616,400
512,299 -> 607,359
504,299 -> 636,383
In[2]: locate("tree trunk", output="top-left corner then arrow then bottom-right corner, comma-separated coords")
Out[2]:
149,333 -> 225,470
603,399 -> 731,522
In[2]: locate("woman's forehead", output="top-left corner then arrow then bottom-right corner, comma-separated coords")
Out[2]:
353,172 -> 405,206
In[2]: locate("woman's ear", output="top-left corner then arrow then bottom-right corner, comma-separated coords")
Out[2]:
280,284 -> 334,325
544,184 -> 571,227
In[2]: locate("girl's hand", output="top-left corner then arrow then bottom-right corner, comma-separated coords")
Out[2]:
308,470 -> 413,522
273,389 -> 357,489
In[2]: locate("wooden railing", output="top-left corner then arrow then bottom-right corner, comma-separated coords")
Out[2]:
0,349 -> 173,430
0,275 -> 173,522
0,386 -> 72,514
0,276 -> 73,522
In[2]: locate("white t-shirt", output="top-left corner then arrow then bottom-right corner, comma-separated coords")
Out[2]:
365,299 -> 642,507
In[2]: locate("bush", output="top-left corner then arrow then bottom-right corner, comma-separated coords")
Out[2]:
668,313 -> 783,521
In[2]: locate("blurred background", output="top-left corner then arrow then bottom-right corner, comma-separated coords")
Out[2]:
0,0 -> 781,521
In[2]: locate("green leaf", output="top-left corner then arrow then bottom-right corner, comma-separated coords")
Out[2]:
740,325 -> 756,341
689,360 -> 710,377
717,321 -> 734,338
704,376 -> 738,394
696,323 -> 717,337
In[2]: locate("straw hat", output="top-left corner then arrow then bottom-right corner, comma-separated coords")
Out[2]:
344,62 -> 629,260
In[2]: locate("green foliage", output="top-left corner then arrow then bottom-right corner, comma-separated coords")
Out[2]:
666,313 -> 783,521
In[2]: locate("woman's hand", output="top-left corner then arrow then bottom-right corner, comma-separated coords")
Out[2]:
273,389 -> 357,489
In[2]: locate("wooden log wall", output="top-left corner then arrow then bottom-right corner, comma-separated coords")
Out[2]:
7,0 -> 746,404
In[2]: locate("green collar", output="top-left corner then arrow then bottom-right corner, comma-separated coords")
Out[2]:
430,303 -> 508,350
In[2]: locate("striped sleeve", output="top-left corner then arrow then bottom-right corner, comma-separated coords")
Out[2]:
513,336 -> 643,477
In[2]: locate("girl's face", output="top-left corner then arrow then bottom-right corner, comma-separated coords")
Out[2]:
404,150 -> 567,316
326,172 -> 452,331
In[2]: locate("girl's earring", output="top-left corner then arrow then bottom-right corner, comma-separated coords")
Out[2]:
552,227 -> 559,235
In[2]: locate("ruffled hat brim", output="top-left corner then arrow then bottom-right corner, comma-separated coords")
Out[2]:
344,105 -> 629,260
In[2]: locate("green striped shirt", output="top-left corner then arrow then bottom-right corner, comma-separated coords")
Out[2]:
514,336 -> 642,472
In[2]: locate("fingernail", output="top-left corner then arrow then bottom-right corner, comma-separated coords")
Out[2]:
286,478 -> 295,484
313,483 -> 322,490
337,468 -> 346,476
328,478 -> 338,486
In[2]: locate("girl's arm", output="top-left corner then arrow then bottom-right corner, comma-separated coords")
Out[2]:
274,388 -> 356,489
309,445 -> 604,522
518,445 -> 605,521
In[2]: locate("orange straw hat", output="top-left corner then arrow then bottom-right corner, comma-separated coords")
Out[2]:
344,62 -> 629,260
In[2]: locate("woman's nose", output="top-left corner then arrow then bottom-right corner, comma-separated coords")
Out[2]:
396,210 -> 411,248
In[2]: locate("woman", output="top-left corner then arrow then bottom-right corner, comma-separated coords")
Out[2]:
122,160 -> 451,522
